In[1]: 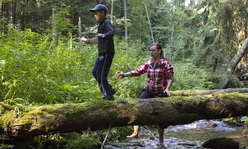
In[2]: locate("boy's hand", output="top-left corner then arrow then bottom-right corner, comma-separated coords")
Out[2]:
96,33 -> 105,38
116,73 -> 125,79
80,37 -> 87,42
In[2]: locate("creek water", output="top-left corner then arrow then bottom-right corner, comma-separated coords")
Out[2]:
106,120 -> 248,149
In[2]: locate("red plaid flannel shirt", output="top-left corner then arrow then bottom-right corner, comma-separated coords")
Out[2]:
129,58 -> 174,93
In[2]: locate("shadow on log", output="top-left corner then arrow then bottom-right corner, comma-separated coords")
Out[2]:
0,92 -> 248,141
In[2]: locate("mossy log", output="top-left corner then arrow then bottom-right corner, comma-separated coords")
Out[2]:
0,92 -> 248,141
170,88 -> 248,96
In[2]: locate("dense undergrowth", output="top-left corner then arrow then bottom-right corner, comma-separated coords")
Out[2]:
0,27 -> 217,105
0,28 -> 246,148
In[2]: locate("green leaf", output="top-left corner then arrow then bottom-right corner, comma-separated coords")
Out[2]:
0,60 -> 6,68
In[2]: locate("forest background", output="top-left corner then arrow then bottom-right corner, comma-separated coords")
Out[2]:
0,0 -> 248,148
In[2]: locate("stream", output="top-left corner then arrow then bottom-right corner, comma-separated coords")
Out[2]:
106,120 -> 248,149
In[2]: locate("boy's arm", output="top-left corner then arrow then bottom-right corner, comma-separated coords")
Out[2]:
80,37 -> 98,44
102,20 -> 114,38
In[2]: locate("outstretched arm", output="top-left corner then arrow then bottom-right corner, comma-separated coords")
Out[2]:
116,72 -> 133,79
80,37 -> 98,44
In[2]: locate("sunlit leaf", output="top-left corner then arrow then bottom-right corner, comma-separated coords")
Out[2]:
0,60 -> 6,68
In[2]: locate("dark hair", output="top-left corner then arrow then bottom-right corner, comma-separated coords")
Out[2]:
151,43 -> 166,59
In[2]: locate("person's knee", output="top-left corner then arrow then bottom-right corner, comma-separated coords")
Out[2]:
139,90 -> 151,98
139,95 -> 148,99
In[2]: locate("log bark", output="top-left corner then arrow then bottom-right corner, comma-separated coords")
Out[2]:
0,92 -> 248,141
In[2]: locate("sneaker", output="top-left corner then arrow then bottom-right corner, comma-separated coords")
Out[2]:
104,95 -> 115,100
101,88 -> 116,100
110,88 -> 116,95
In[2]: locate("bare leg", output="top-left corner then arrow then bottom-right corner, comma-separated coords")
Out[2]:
158,126 -> 164,144
127,125 -> 140,138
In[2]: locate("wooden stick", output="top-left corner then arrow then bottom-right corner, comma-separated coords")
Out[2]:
101,125 -> 112,149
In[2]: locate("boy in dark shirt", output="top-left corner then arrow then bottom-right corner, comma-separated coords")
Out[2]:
80,4 -> 115,100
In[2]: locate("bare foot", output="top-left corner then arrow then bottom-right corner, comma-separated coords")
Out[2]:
127,133 -> 138,138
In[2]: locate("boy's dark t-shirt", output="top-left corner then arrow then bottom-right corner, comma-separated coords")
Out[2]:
98,18 -> 115,54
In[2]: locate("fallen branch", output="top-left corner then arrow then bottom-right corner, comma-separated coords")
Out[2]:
0,102 -> 14,111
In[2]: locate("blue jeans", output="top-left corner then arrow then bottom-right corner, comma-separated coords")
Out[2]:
92,52 -> 114,96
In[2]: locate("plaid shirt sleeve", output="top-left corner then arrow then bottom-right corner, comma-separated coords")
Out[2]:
129,62 -> 149,76
164,61 -> 174,80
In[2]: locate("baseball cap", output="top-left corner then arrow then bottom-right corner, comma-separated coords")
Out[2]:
90,4 -> 108,12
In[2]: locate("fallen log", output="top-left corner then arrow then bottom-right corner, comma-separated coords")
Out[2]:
170,88 -> 248,96
0,92 -> 248,141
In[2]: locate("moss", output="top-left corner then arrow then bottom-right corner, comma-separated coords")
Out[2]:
202,137 -> 239,148
213,92 -> 248,101
209,93 -> 248,113
0,111 -> 16,129
8,101 -> 122,131
159,96 -> 208,107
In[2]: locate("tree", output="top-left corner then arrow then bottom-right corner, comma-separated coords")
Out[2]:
192,0 -> 248,87
221,38 -> 248,88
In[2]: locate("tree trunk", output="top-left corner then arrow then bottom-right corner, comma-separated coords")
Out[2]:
78,17 -> 82,39
0,2 -> 3,33
221,38 -> 248,88
2,1 -> 10,33
123,0 -> 127,39
20,0 -> 25,30
51,3 -> 58,48
230,38 -> 248,74
0,92 -> 248,141
110,0 -> 113,24
144,3 -> 154,43
12,0 -> 17,27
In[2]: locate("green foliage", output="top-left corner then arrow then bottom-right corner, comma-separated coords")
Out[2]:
2,98 -> 28,113
107,127 -> 133,142
0,144 -> 14,149
33,133 -> 68,149
240,116 -> 248,123
111,39 -> 148,98
51,2 -> 74,35
65,127 -> 132,148
172,63 -> 217,90
0,26 -> 99,103
65,133 -> 101,149
91,127 -> 133,143
28,126 -> 132,149
0,27 -> 218,103
0,60 -> 6,68
240,116 -> 248,134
